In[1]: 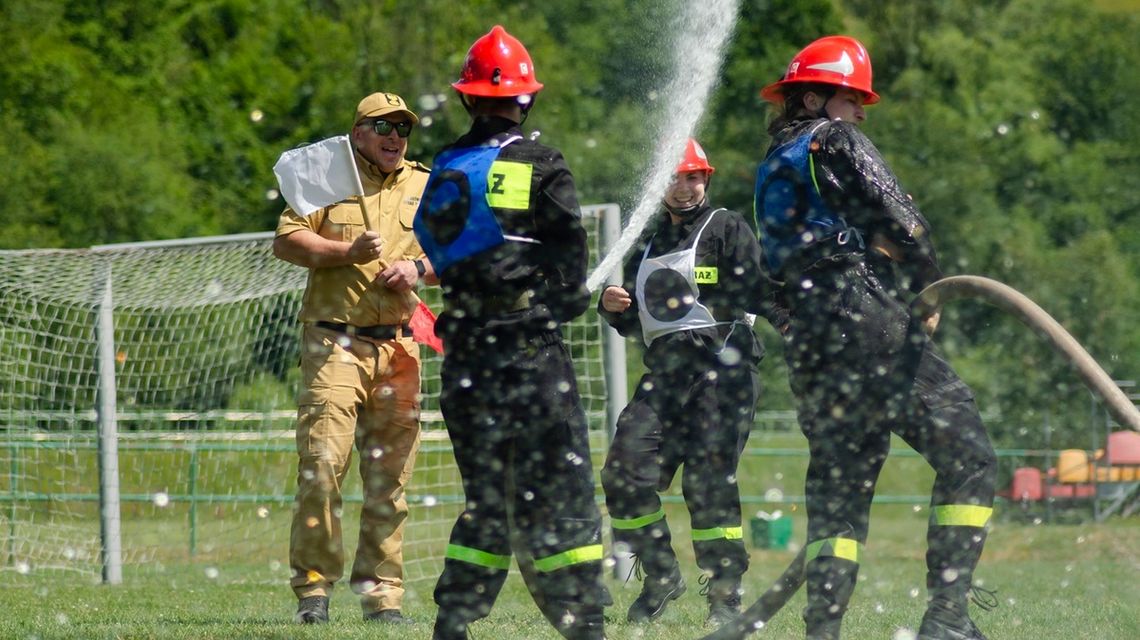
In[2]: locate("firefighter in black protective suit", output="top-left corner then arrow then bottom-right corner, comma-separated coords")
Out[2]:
599,139 -> 783,629
413,25 -> 607,640
754,36 -> 997,640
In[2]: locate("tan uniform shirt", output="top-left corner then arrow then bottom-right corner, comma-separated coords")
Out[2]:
276,153 -> 430,326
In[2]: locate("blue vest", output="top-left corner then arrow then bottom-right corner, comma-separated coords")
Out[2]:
753,124 -> 850,273
414,138 -> 522,274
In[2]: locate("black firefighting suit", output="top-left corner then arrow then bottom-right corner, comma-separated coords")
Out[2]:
416,116 -> 606,639
755,117 -> 997,638
598,203 -> 779,594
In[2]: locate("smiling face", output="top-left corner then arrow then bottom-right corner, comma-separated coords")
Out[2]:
353,116 -> 411,174
663,170 -> 709,212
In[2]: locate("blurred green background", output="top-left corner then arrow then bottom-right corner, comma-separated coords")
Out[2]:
2,0 -> 1137,444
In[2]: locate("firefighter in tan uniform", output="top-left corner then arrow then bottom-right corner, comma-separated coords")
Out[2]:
274,92 -> 436,626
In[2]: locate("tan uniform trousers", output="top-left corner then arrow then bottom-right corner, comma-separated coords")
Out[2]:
289,324 -> 421,613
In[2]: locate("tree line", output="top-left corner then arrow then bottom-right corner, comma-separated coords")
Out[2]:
1,0 -> 1137,445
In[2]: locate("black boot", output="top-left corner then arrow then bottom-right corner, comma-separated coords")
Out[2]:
433,559 -> 507,639
628,560 -> 686,622
702,575 -> 742,627
432,614 -> 470,640
294,595 -> 329,624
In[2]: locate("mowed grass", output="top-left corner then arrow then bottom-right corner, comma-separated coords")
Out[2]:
4,431 -> 1139,639
5,512 -> 1138,640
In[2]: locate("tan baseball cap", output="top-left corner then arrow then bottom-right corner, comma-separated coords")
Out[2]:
354,92 -> 420,126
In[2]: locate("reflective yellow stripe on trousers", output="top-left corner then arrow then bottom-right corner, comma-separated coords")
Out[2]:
691,525 -> 744,541
445,543 -> 512,570
932,505 -> 993,528
533,545 -> 605,573
805,537 -> 863,563
610,508 -> 666,530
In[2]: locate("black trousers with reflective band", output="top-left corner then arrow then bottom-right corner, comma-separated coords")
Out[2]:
434,333 -> 606,624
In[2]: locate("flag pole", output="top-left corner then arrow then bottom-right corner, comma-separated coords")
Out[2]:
343,136 -> 374,235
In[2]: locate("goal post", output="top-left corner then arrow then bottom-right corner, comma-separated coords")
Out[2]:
0,205 -> 625,585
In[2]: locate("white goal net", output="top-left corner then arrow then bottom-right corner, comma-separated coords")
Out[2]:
0,204 -> 623,586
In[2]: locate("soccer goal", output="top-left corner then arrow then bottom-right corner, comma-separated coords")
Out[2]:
0,204 -> 625,586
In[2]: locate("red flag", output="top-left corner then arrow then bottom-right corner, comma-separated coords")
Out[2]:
410,300 -> 444,354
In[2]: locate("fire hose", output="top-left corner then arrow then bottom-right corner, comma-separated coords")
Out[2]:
700,275 -> 1140,640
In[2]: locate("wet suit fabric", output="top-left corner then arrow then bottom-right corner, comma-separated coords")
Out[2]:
756,117 -> 997,634
599,204 -> 779,583
415,116 -> 606,638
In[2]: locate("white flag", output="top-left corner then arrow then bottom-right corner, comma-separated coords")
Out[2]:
272,135 -> 365,216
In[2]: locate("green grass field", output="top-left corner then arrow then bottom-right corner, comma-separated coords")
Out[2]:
6,506 -> 1139,639
4,432 -> 1139,639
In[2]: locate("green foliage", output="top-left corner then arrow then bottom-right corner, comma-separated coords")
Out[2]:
0,0 -> 1136,444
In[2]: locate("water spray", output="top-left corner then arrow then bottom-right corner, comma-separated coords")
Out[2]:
585,0 -> 741,293
700,275 -> 1140,640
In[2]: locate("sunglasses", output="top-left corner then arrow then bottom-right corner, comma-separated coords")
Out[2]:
367,119 -> 412,138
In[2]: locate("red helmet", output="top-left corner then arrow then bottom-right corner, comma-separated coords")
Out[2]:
760,35 -> 880,105
452,25 -> 544,98
676,138 -> 715,175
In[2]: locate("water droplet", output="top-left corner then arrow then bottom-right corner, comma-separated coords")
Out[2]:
718,347 -> 741,366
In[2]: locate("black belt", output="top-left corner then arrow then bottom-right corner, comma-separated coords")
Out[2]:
314,321 -> 411,340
